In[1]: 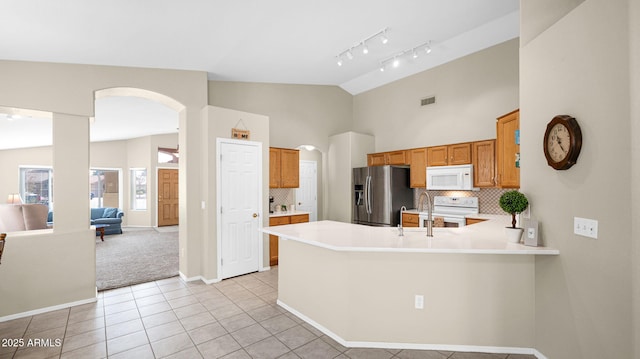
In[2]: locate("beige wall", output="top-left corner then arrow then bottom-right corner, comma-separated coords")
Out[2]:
208,82 -> 352,152
326,132 -> 374,223
0,61 -> 208,317
353,39 -> 519,152
201,106 -> 270,280
279,239 -> 535,348
631,0 -> 640,356
519,0 -> 585,46
521,0 -> 633,358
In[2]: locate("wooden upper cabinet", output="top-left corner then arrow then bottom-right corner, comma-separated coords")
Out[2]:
409,147 -> 427,188
496,110 -> 520,188
280,149 -> 299,188
269,147 -> 281,188
368,153 -> 387,166
386,150 -> 408,165
269,147 -> 299,188
367,150 -> 409,166
426,146 -> 448,166
427,143 -> 471,166
449,143 -> 472,165
472,140 -> 496,187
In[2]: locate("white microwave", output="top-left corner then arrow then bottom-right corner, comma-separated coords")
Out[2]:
426,164 -> 477,191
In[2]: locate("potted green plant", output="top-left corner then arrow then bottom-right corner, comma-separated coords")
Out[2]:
499,190 -> 529,243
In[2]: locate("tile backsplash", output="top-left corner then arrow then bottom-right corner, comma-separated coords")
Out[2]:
271,187 -> 511,215
412,187 -> 512,215
270,188 -> 296,209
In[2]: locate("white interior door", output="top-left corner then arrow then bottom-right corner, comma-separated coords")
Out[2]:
218,139 -> 262,279
295,160 -> 317,221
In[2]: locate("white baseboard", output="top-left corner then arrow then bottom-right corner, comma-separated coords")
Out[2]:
277,299 -> 545,358
178,271 -> 220,284
260,266 -> 271,272
0,296 -> 97,323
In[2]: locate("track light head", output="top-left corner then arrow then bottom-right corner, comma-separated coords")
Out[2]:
362,43 -> 369,55
380,29 -> 389,45
336,57 -> 343,67
412,50 -> 419,59
346,50 -> 354,60
425,46 -> 432,54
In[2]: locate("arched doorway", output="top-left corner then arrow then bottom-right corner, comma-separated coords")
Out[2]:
93,87 -> 185,290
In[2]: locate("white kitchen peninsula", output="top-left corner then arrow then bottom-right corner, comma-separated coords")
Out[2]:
261,219 -> 559,355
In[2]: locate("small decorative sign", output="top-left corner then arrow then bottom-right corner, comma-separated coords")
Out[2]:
231,128 -> 250,140
231,119 -> 250,140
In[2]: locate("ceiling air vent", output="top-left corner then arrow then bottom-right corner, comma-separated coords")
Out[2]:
420,96 -> 436,106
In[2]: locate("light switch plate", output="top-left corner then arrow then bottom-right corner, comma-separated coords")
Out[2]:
523,219 -> 539,247
574,217 -> 598,239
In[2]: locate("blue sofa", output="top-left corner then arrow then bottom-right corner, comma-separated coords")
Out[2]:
91,208 -> 124,235
46,208 -> 124,235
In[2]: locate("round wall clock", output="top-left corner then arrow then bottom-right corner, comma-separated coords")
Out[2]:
543,115 -> 582,170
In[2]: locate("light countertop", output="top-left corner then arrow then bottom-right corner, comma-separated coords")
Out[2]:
269,210 -> 311,218
260,217 -> 559,255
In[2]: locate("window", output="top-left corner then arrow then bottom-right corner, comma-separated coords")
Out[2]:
158,147 -> 179,164
20,167 -> 53,210
90,169 -> 120,208
131,169 -> 147,210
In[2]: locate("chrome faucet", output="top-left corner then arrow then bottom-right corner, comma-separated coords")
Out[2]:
398,206 -> 406,236
418,191 -> 433,237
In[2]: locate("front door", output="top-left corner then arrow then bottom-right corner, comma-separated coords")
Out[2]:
219,139 -> 262,279
158,169 -> 179,226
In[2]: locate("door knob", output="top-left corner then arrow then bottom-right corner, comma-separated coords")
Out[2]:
252,213 -> 258,218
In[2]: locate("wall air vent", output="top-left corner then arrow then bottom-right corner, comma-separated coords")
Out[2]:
420,96 -> 436,106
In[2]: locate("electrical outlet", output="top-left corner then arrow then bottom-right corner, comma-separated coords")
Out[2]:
574,217 -> 598,239
414,295 -> 424,309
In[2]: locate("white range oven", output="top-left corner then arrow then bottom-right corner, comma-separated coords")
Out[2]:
419,196 -> 478,228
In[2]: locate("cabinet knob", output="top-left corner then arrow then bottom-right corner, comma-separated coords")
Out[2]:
252,213 -> 258,218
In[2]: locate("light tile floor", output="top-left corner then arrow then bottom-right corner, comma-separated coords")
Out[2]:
0,268 -> 536,359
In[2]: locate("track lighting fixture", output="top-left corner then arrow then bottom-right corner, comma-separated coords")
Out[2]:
336,27 -> 389,66
379,40 -> 433,73
380,30 -> 389,44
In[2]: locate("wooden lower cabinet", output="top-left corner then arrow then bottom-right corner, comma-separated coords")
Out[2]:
269,213 -> 309,266
402,212 -> 419,227
465,217 -> 487,226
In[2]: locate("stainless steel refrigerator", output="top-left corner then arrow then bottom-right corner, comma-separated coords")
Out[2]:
352,166 -> 413,227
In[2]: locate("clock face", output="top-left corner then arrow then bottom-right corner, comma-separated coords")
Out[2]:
543,115 -> 582,170
546,123 -> 570,162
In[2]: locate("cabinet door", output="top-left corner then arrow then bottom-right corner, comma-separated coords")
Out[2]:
409,147 -> 427,188
472,140 -> 496,187
449,143 -> 471,165
496,110 -> 520,188
269,148 -> 281,188
368,153 -> 387,166
386,150 -> 408,165
290,214 -> 309,224
269,216 -> 291,266
280,149 -> 300,188
402,213 -> 419,227
427,146 -> 448,166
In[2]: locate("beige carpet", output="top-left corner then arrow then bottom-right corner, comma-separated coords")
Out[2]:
95,227 -> 178,291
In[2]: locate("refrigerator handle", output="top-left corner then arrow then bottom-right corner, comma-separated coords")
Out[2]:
366,175 -> 372,214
